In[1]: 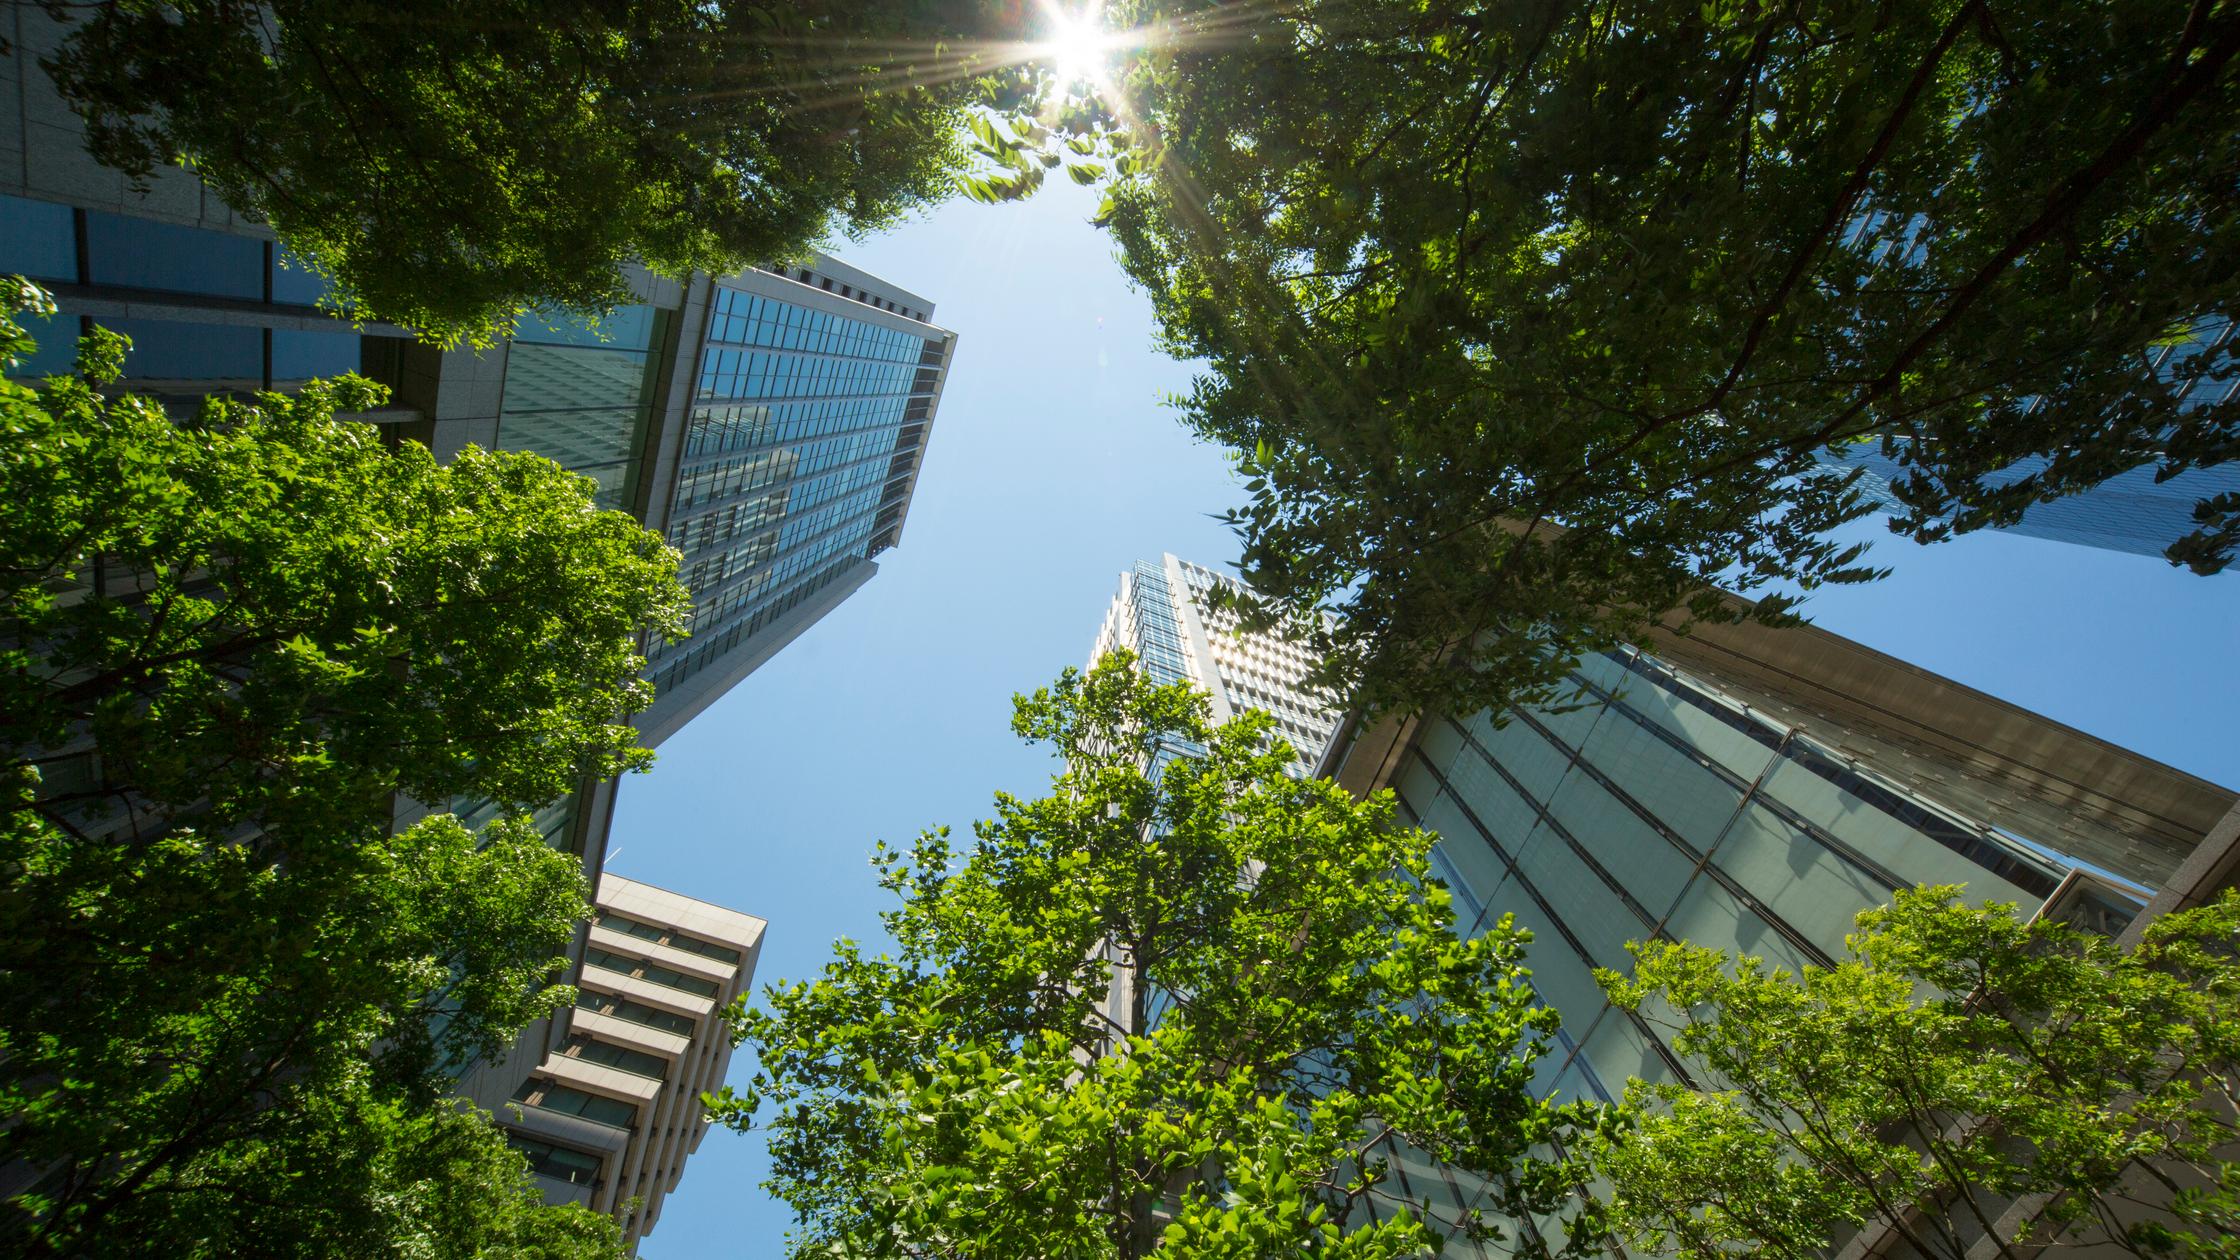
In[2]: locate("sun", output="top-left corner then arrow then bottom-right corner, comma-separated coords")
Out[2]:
1037,2 -> 1120,89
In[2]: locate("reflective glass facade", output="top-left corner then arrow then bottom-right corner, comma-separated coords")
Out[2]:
494,309 -> 664,511
1821,316 -> 2239,565
1344,644 -> 2165,1252
1088,555 -> 1341,777
647,283 -> 946,701
0,190 -> 362,395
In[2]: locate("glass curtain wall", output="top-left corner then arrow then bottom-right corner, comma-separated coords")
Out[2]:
493,308 -> 665,511
1340,646 -> 2151,1254
649,283 -> 944,699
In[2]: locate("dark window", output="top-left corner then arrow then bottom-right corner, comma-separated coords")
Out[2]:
102,317 -> 262,388
568,1035 -> 669,1079
270,329 -> 360,383
575,989 -> 695,1037
84,213 -> 262,298
0,194 -> 76,281
512,1079 -> 636,1128
508,1135 -> 604,1185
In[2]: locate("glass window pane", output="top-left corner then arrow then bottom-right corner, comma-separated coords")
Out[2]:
1543,772 -> 1696,923
0,194 -> 76,281
1660,877 -> 1819,978
103,317 -> 261,387
1707,803 -> 1891,960
270,329 -> 360,384
85,212 -> 261,298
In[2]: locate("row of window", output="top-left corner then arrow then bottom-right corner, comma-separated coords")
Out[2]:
662,508 -> 878,650
650,553 -> 867,693
583,945 -> 721,998
563,1033 -> 670,1081
682,526 -> 782,598
683,396 -> 909,459
513,1079 -> 636,1129
760,264 -> 930,323
673,447 -> 800,515
710,286 -> 930,361
0,192 -> 330,305
697,348 -> 921,405
596,910 -> 744,965
507,1134 -> 604,1186
575,988 -> 697,1037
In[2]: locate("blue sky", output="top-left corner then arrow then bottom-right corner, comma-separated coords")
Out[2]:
606,176 -> 2240,1257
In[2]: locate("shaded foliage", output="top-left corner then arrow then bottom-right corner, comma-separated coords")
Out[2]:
0,280 -> 683,1255
1591,887 -> 2240,1260
38,0 -> 1039,343
1059,0 -> 2240,715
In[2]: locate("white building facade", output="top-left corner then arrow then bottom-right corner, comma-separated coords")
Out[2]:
1089,554 -> 1341,776
473,875 -> 764,1254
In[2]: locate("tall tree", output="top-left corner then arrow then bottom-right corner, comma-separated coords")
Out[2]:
0,281 -> 685,1254
37,0 -> 1037,344
1590,886 -> 2240,1260
716,652 -> 1611,1258
1064,0 -> 2240,716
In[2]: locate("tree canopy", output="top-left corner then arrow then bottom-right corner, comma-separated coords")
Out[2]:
0,281 -> 684,1255
39,0 -> 1039,344
717,651 -> 1613,1258
1063,0 -> 2239,716
1591,886 -> 2240,1260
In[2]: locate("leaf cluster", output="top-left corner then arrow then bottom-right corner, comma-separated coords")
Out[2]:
0,284 -> 681,1255
723,652 -> 1613,1258
1589,885 -> 2240,1260
39,0 -> 1039,345
1083,0 -> 2239,717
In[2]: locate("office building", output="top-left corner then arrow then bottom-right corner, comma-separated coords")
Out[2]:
1089,554 -> 1341,776
469,874 -> 764,1254
1815,314 -> 2238,568
1318,604 -> 2240,1252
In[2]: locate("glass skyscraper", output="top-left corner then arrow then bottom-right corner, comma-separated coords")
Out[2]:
1320,610 -> 2240,1253
1818,315 -> 2238,568
636,270 -> 949,743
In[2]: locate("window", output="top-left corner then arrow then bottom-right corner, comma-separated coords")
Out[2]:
508,1135 -> 604,1186
596,910 -> 744,964
584,946 -> 720,997
513,1079 -> 636,1128
575,989 -> 695,1037
568,1035 -> 670,1080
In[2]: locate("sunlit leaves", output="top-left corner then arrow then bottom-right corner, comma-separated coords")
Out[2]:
43,1 -> 1036,345
724,652 -> 1609,1257
0,291 -> 678,1255
1588,887 -> 2240,1260
1086,0 -> 2240,717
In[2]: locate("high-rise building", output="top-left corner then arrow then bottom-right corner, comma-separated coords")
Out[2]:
1318,603 -> 2240,1252
1090,554 -> 1341,776
1814,314 -> 2238,567
476,874 -> 764,1254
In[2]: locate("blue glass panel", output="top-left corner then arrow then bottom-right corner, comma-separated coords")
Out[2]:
270,329 -> 360,382
4,308 -> 79,379
270,251 -> 332,306
0,194 -> 76,281
84,213 -> 262,299
102,317 -> 262,384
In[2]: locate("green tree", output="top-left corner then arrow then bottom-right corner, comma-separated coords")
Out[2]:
38,0 -> 1036,344
716,652 -> 1612,1258
1070,0 -> 2239,716
0,281 -> 685,1255
1591,887 -> 2240,1260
